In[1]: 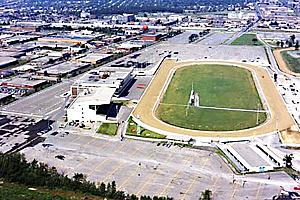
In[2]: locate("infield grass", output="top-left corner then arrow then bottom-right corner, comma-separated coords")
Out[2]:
231,33 -> 263,46
156,64 -> 267,131
281,51 -> 300,73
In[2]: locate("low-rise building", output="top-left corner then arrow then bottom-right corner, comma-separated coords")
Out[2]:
77,53 -> 113,64
0,77 -> 48,95
0,57 -> 18,68
36,61 -> 90,78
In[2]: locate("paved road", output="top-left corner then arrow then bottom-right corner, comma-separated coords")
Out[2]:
0,81 -> 72,118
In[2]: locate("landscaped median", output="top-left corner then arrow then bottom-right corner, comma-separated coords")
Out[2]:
230,33 -> 263,46
126,117 -> 166,139
97,123 -> 118,136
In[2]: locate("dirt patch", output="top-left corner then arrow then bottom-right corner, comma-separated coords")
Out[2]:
280,128 -> 300,144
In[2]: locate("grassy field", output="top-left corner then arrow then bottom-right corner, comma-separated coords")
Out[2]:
281,51 -> 300,73
97,123 -> 118,136
157,64 -> 267,131
231,33 -> 263,46
0,182 -> 105,200
127,117 -> 166,139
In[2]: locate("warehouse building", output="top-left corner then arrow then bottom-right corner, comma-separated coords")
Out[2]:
77,53 -> 113,64
142,32 -> 166,41
0,57 -> 18,68
0,77 -> 48,95
36,61 -> 90,78
38,35 -> 95,45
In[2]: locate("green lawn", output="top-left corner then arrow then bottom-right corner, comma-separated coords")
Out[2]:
97,123 -> 118,136
281,51 -> 300,73
231,33 -> 263,46
156,64 -> 267,131
126,117 -> 166,139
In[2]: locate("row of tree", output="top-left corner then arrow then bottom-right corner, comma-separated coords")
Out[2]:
188,29 -> 211,43
0,153 -> 172,200
276,34 -> 299,50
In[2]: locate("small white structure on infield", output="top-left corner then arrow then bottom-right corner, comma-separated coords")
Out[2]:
188,84 -> 200,107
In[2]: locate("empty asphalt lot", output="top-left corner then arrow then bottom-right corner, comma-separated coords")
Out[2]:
22,133 -> 296,199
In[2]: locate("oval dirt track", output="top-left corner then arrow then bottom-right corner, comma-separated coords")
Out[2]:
132,59 -> 295,138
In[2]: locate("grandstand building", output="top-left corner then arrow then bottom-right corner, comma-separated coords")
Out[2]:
67,67 -> 134,122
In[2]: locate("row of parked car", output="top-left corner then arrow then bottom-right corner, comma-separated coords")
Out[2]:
0,87 -> 31,96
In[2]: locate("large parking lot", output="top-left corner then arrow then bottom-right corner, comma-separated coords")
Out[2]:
0,114 -> 51,153
196,32 -> 234,45
21,133 -> 296,199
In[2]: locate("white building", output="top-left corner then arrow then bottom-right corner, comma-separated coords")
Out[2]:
67,67 -> 134,122
67,87 -> 116,122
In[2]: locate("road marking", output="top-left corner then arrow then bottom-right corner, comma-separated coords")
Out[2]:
181,176 -> 197,200
101,144 -> 144,183
73,138 -> 110,171
117,147 -> 157,190
86,142 -> 127,177
255,183 -> 263,200
230,183 -> 239,200
181,156 -> 210,200
0,111 -> 42,118
159,156 -> 194,196
135,152 -> 174,196
69,135 -> 82,144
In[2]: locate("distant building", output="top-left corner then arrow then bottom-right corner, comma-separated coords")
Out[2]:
77,53 -> 113,65
80,11 -> 91,18
36,61 -> 90,78
0,57 -> 18,68
142,33 -> 163,41
112,14 -> 135,24
0,77 -> 48,95
38,35 -> 94,45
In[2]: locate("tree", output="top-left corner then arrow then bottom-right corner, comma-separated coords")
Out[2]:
252,38 -> 258,44
199,189 -> 212,200
276,41 -> 280,47
295,41 -> 299,50
99,182 -> 106,195
290,34 -> 296,44
283,154 -> 294,168
280,40 -> 284,48
129,194 -> 139,200
73,173 -> 85,182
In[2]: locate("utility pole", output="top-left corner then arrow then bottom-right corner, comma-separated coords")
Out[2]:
256,103 -> 259,125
